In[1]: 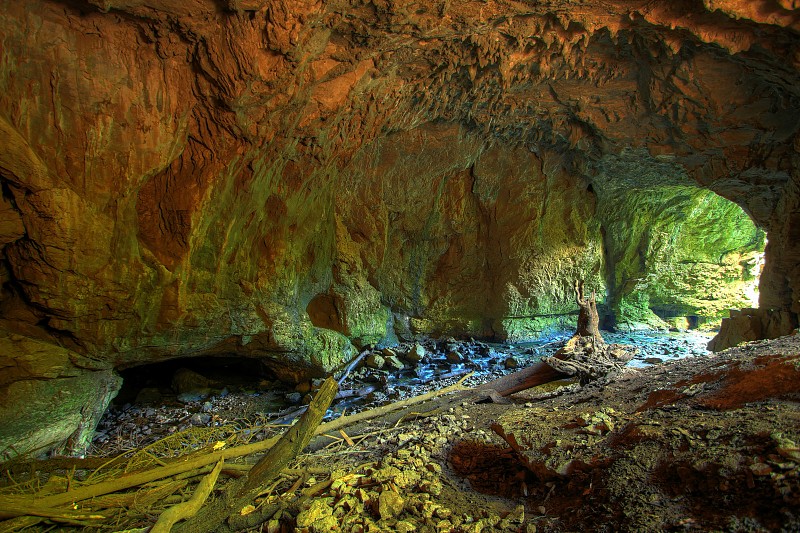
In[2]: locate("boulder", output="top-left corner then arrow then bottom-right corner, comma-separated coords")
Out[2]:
404,344 -> 426,364
384,355 -> 405,370
172,368 -> 216,395
135,387 -> 162,405
365,353 -> 386,369
708,308 -> 798,352
0,368 -> 120,460
382,347 -> 399,358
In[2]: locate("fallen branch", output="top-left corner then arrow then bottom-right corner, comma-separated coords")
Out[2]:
0,516 -> 43,533
314,372 -> 473,437
0,436 -> 280,519
476,361 -> 569,397
336,349 -> 371,386
86,479 -> 187,510
151,460 -> 224,533
243,377 -> 337,495
175,377 -> 339,533
0,502 -> 106,522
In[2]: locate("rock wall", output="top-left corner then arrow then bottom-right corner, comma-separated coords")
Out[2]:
336,123 -> 605,342
0,0 -> 798,457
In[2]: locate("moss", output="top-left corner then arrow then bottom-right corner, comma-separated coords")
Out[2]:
616,292 -> 670,330
0,368 -> 121,460
493,316 -> 576,342
595,150 -> 765,328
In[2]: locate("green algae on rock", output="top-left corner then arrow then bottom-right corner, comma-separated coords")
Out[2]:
594,150 -> 765,331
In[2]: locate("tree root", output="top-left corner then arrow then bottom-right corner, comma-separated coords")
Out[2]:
151,460 -> 224,533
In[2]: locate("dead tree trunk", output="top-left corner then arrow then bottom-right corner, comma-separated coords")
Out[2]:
175,378 -> 338,533
573,280 -> 602,341
543,280 -> 636,384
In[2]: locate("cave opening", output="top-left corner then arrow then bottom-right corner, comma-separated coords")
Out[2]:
594,155 -> 767,334
113,356 -> 277,407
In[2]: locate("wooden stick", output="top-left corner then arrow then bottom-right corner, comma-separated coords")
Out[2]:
242,377 -> 338,494
336,349 -> 371,385
0,502 -> 106,522
0,436 -> 280,518
151,460 -> 224,533
314,372 -> 473,436
0,516 -> 43,533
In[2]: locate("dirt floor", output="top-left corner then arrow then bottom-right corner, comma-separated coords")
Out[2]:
286,334 -> 800,533
1,333 -> 799,532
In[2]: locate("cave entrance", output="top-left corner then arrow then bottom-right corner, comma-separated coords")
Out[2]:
594,151 -> 768,332
639,201 -> 766,333
602,188 -> 765,331
114,356 -> 274,406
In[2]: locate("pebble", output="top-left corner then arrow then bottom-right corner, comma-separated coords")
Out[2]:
378,491 -> 405,520
286,392 -> 303,404
190,413 -> 210,425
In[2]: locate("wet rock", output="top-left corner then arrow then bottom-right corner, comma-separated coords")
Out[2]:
446,350 -> 464,363
382,347 -> 399,358
366,353 -> 386,369
177,391 -> 208,403
190,413 -> 210,425
405,344 -> 426,364
385,355 -> 405,370
504,356 -> 518,369
286,392 -> 303,404
644,357 -> 664,365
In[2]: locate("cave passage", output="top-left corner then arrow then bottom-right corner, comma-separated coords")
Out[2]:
113,356 -> 276,406
597,179 -> 766,333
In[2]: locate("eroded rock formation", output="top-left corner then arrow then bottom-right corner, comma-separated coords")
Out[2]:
0,0 -> 798,457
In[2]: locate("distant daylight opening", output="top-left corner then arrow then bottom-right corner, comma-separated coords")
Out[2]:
608,187 -> 766,332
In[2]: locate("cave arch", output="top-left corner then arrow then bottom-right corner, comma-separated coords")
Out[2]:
592,150 -> 767,334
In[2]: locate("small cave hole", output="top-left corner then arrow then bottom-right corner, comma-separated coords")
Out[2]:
306,292 -> 349,335
114,356 -> 275,406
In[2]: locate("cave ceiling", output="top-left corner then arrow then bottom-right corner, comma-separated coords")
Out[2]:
0,0 -> 798,361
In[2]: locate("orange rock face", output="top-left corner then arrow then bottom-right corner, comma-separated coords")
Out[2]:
0,0 -> 798,455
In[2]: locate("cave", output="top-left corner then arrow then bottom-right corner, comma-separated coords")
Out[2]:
1,1 -> 799,531
306,292 -> 349,336
113,356 -> 274,406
